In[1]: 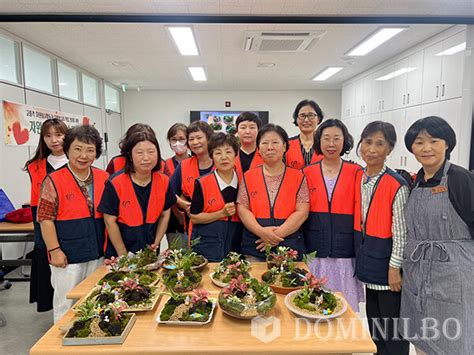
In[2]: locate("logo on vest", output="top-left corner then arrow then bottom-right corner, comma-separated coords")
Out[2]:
250,191 -> 258,199
122,200 -> 131,208
187,176 -> 194,183
431,185 -> 448,194
309,187 -> 317,195
208,198 -> 216,206
290,161 -> 297,168
66,193 -> 75,201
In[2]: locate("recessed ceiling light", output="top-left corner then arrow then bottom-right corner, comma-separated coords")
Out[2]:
312,67 -> 344,81
435,42 -> 466,56
109,61 -> 130,67
257,62 -> 276,68
347,27 -> 406,56
168,27 -> 199,56
375,67 -> 417,81
188,67 -> 207,81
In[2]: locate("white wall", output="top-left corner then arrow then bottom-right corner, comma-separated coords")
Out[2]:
123,90 -> 341,159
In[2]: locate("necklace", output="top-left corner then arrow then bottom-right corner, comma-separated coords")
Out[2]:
68,163 -> 91,182
322,160 -> 341,176
132,174 -> 151,187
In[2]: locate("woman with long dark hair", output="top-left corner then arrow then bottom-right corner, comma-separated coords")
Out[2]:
25,119 -> 68,313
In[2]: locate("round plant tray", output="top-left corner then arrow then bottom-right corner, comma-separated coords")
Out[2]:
284,290 -> 347,320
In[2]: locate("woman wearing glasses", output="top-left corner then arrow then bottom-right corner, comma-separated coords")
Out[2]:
286,99 -> 324,170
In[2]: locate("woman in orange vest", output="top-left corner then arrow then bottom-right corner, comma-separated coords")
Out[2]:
190,133 -> 242,261
170,121 -> 214,236
237,124 -> 309,261
37,125 -> 108,323
163,123 -> 189,249
303,119 -> 364,312
234,112 -> 264,180
286,99 -> 324,170
106,123 -> 164,175
354,121 -> 410,354
25,118 -> 68,313
99,130 -> 176,256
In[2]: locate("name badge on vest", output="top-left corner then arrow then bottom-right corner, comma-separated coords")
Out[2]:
431,185 -> 448,194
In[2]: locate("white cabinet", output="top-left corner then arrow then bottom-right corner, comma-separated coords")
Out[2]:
341,83 -> 355,118
406,51 -> 424,107
373,64 -> 395,112
393,52 -> 424,110
422,31 -> 466,104
387,106 -> 422,173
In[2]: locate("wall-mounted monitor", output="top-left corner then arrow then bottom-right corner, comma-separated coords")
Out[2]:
190,111 -> 269,134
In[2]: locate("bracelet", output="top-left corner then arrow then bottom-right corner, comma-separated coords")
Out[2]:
48,246 -> 61,253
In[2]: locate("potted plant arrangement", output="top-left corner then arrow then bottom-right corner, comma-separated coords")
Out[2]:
210,252 -> 251,287
261,247 -> 309,294
161,249 -> 202,293
265,246 -> 299,269
161,240 -> 208,272
103,244 -> 162,272
284,272 -> 347,320
218,275 -> 276,319
97,268 -> 159,288
63,299 -> 136,346
157,289 -> 217,325
75,277 -> 161,312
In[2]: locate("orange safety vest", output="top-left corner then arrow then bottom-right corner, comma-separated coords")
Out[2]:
104,170 -> 169,256
303,161 -> 360,257
241,166 -> 306,259
164,157 -> 176,177
49,166 -> 108,263
354,168 -> 407,285
234,149 -> 264,181
285,136 -> 322,170
27,159 -> 47,208
191,172 -> 242,261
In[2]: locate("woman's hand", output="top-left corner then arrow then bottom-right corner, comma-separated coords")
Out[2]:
388,267 -> 402,292
255,226 -> 283,251
49,248 -> 68,268
221,202 -> 236,217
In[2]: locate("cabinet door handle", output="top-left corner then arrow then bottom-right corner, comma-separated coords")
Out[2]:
400,156 -> 403,166
404,156 -> 407,166
403,94 -> 406,105
382,100 -> 384,110
442,84 -> 445,96
407,93 -> 410,104
436,85 -> 439,98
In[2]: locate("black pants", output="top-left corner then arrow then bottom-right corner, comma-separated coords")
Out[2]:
366,288 -> 409,355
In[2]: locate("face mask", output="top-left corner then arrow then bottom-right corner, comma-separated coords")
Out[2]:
171,141 -> 187,154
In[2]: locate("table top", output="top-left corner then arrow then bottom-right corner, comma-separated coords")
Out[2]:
0,221 -> 34,233
31,262 -> 376,354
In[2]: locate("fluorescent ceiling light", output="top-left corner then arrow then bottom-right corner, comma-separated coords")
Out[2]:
188,67 -> 207,81
312,67 -> 343,81
348,27 -> 406,56
375,67 -> 417,81
435,42 -> 466,56
168,27 -> 199,56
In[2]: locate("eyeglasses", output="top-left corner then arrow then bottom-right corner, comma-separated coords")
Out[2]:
297,113 -> 318,121
170,138 -> 187,144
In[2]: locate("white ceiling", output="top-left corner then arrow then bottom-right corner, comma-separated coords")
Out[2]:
0,0 -> 471,90
1,0 -> 473,16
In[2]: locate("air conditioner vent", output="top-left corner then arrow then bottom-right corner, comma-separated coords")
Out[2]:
244,30 -> 326,52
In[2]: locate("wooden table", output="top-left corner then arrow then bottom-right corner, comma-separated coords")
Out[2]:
31,263 -> 376,354
0,222 -> 34,278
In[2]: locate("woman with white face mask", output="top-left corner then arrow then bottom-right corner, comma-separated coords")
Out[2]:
163,123 -> 189,248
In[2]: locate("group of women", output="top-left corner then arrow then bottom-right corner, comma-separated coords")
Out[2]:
25,99 -> 473,355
